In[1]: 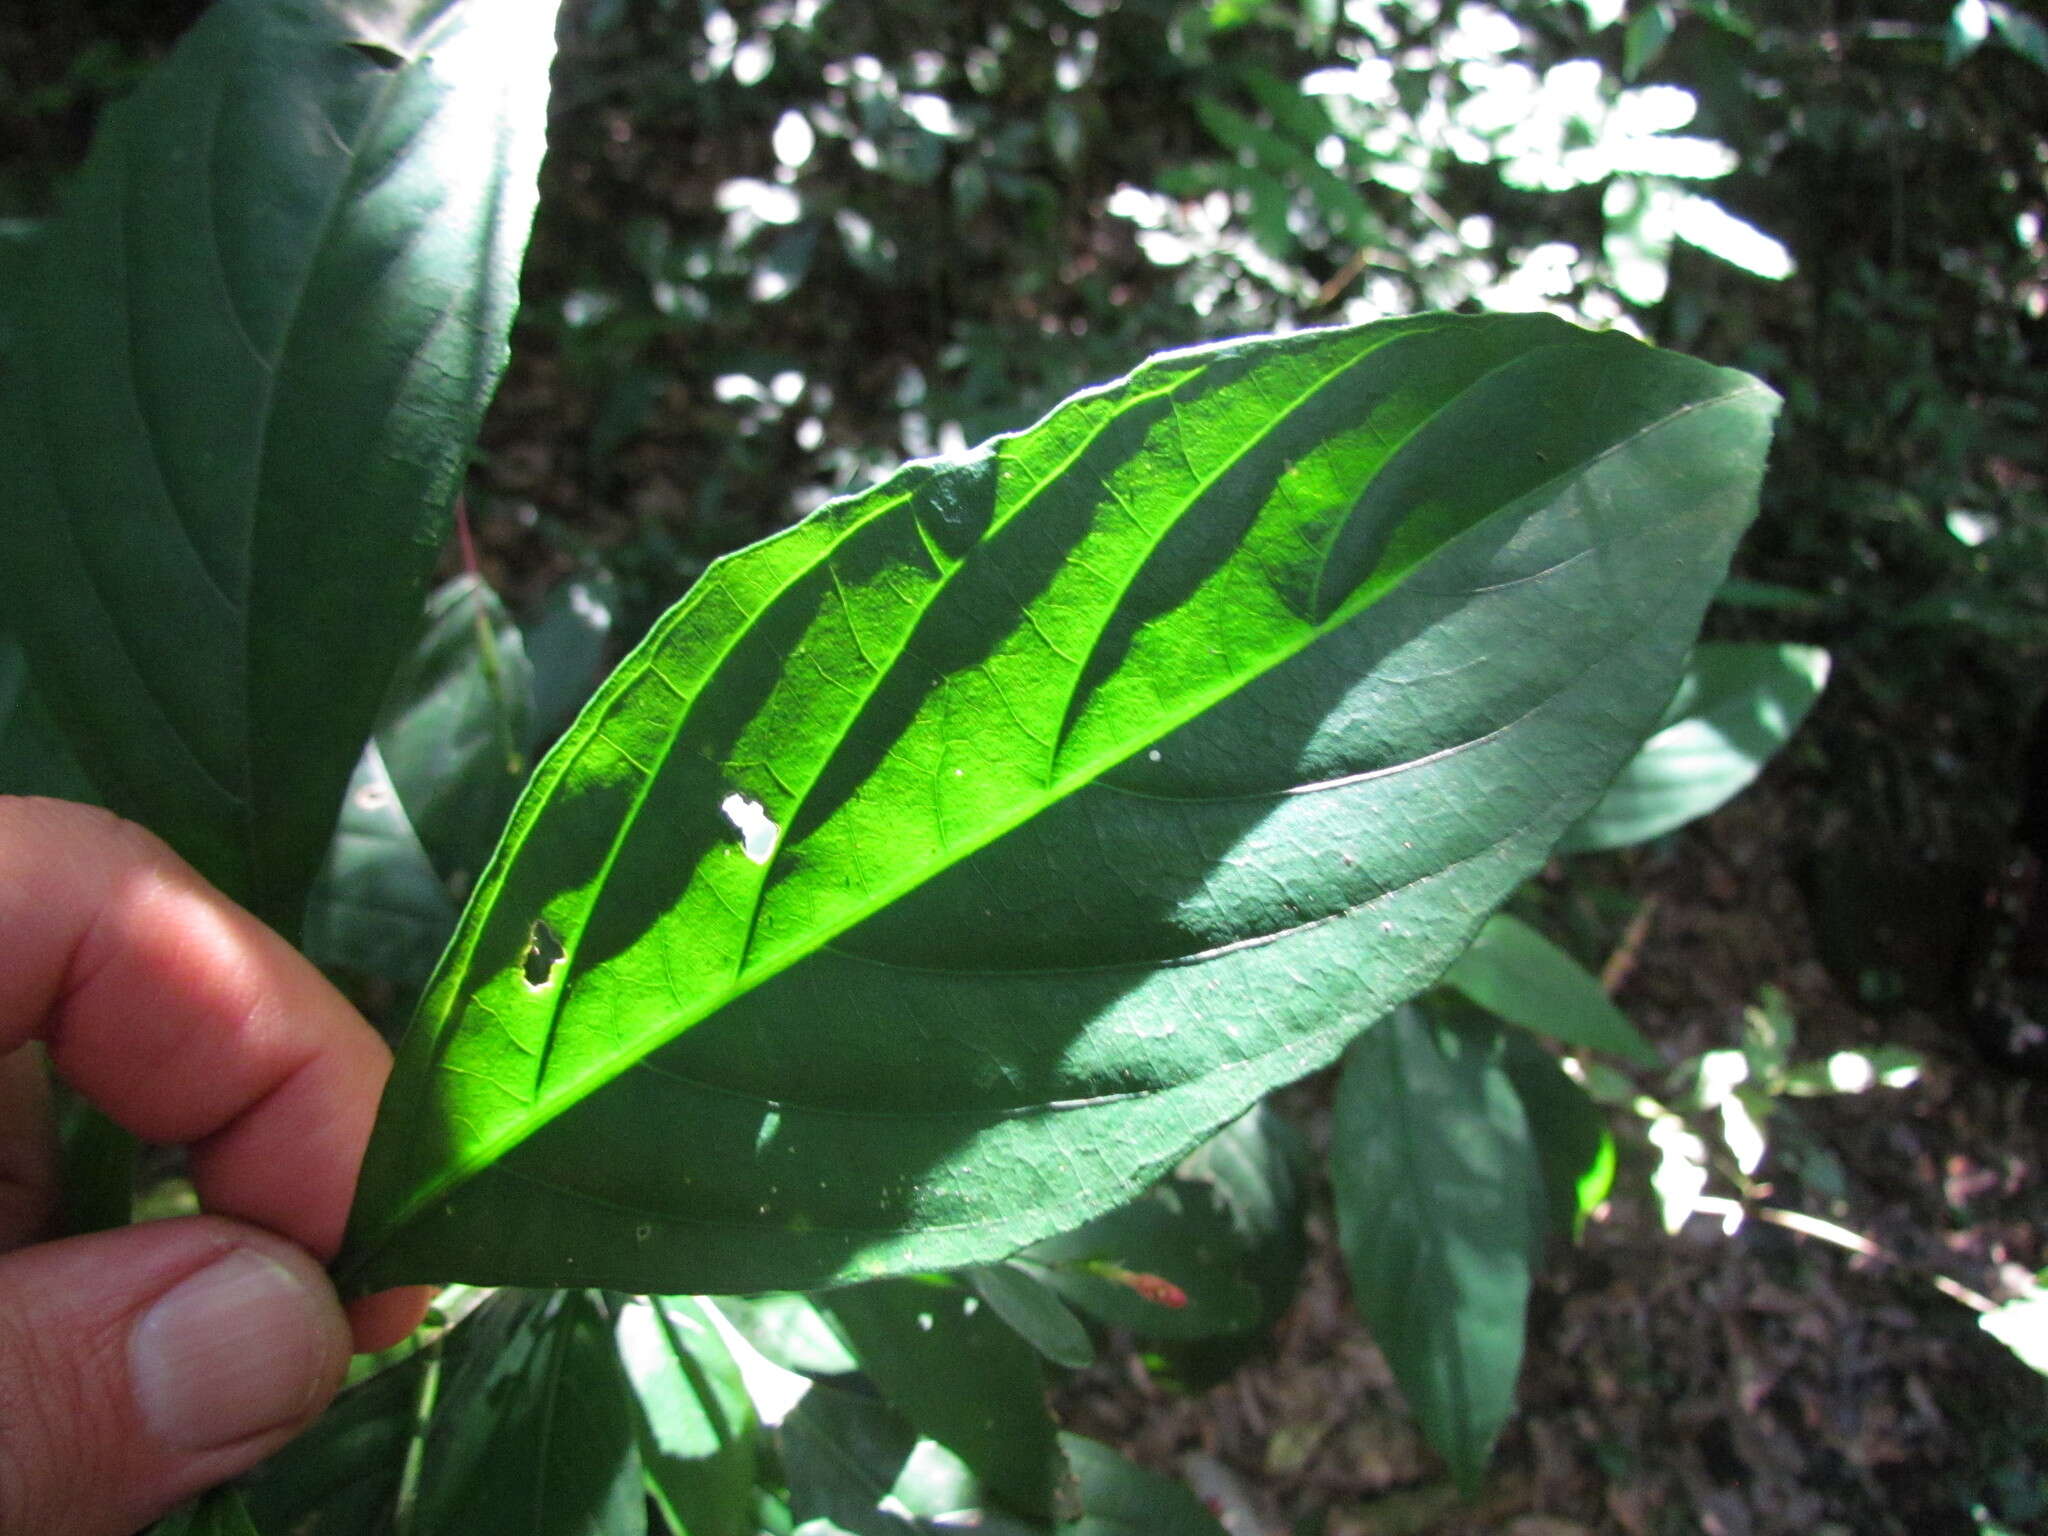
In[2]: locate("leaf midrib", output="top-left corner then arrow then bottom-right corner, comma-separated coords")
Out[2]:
354,368 -> 1763,1267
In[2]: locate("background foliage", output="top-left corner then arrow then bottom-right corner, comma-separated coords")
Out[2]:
3,0 -> 2045,1532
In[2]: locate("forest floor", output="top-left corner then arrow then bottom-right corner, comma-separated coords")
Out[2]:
1047,786 -> 2048,1536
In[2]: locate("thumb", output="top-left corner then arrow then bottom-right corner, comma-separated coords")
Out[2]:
0,1214 -> 352,1536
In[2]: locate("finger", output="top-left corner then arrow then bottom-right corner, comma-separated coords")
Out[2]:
0,797 -> 427,1347
0,1045 -> 56,1251
0,1214 -> 353,1536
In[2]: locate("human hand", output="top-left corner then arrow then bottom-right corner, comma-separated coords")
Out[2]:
0,797 -> 431,1536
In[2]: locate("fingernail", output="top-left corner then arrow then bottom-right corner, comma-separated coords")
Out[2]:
130,1248 -> 344,1450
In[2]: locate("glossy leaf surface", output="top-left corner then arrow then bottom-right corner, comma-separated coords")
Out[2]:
1442,913 -> 1658,1066
1560,641 -> 1828,853
0,0 -> 557,930
1332,1005 -> 1544,1494
344,313 -> 1775,1295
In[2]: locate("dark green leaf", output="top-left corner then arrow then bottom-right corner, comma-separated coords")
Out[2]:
1026,1105 -> 1308,1343
0,0 -> 557,932
146,1487 -> 264,1536
1500,1032 -> 1615,1244
54,1085 -> 137,1235
1623,4 -> 1676,80
376,575 -> 536,895
778,1383 -> 1043,1536
825,1279 -> 1061,1518
1560,642 -> 1828,854
302,740 -> 461,992
618,1296 -> 759,1536
709,1294 -> 859,1377
342,314 -> 1776,1296
413,1291 -> 646,1536
0,635 -> 98,801
1442,913 -> 1658,1067
1332,1005 -> 1543,1495
966,1263 -> 1095,1370
524,571 -> 622,744
1056,1435 -> 1227,1536
1989,3 -> 2048,70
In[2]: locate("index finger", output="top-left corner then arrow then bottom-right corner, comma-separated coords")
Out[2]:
0,797 -> 420,1337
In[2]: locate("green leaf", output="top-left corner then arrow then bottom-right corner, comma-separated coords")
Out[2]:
1500,1032 -> 1615,1244
375,575 -> 537,894
966,1263 -> 1096,1370
0,634 -> 98,801
709,1294 -> 859,1377
0,0 -> 557,932
825,1279 -> 1062,1518
342,313 -> 1777,1296
1332,1005 -> 1543,1495
1561,641 -> 1828,854
302,739 -> 462,993
525,571 -> 622,743
412,1291 -> 647,1536
1056,1434 -> 1227,1536
619,1296 -> 759,1536
1989,1 -> 2048,71
1442,913 -> 1659,1067
1623,3 -> 1676,80
1025,1104 -> 1308,1343
778,1383 -> 1044,1536
146,1487 -> 264,1536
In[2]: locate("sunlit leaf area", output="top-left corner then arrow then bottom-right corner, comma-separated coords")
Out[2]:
2,1 -> 2044,1533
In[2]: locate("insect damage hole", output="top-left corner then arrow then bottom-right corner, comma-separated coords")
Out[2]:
523,918 -> 566,990
719,791 -> 780,864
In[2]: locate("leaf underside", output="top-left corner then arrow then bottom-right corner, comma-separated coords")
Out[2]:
342,312 -> 1776,1295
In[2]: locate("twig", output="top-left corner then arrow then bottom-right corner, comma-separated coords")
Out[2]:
1691,1195 -> 1997,1314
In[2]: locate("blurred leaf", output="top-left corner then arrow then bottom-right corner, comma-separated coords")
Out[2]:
1056,1434 -> 1227,1536
1980,1277 -> 2048,1378
619,1296 -> 759,1536
1443,913 -> 1659,1067
710,1294 -> 859,1377
0,634 -> 97,801
1501,1033 -> 1616,1244
524,571 -> 621,744
1623,4 -> 1677,80
148,1488 -> 263,1536
779,1383 -> 1044,1536
1948,0 -> 1992,64
825,1279 -> 1061,1519
1332,1005 -> 1542,1495
1988,2 -> 2048,71
302,740 -> 461,992
966,1263 -> 1096,1370
378,575 -> 536,893
413,1291 -> 646,1536
1777,1045 -> 1926,1098
0,0 -> 558,934
1561,642 -> 1829,853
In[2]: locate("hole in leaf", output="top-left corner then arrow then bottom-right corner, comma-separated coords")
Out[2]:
523,919 -> 566,989
719,791 -> 780,864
